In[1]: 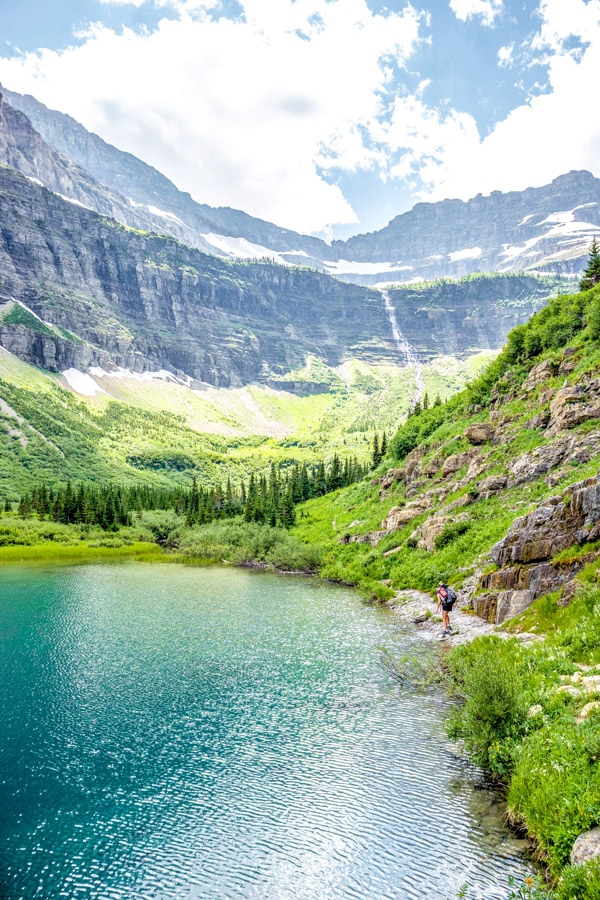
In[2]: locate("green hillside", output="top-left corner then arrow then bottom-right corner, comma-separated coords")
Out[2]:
291,284 -> 600,598
0,340 -> 496,500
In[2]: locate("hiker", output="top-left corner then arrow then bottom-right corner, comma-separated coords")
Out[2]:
435,581 -> 456,635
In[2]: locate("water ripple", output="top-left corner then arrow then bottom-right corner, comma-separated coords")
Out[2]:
0,564 -> 534,899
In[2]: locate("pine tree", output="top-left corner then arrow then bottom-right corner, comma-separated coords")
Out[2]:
580,236 -> 600,291
380,431 -> 388,458
422,392 -> 430,411
433,393 -> 442,407
327,453 -> 343,491
371,433 -> 381,469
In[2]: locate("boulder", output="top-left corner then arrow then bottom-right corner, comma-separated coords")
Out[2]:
442,451 -> 475,478
464,423 -> 495,445
522,359 -> 558,393
527,410 -> 551,431
419,515 -> 451,552
549,379 -> 600,431
478,474 -> 507,495
576,702 -> 600,725
347,530 -> 387,546
571,828 -> 600,867
424,458 -> 442,477
495,590 -> 534,624
379,468 -> 405,492
508,439 -> 572,486
382,503 -> 429,531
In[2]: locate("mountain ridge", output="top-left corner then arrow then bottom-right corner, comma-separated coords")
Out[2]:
2,83 -> 598,284
0,163 -> 567,384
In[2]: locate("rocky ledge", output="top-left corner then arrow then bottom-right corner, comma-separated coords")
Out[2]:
475,473 -> 600,625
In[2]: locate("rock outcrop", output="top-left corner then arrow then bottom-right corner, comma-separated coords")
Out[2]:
474,474 -> 600,624
548,379 -> 600,432
382,501 -> 429,530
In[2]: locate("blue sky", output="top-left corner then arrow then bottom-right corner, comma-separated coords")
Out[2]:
0,0 -> 598,238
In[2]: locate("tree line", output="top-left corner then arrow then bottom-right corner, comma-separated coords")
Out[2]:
14,453 -> 371,531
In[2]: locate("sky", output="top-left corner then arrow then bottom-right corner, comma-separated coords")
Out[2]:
0,0 -> 598,238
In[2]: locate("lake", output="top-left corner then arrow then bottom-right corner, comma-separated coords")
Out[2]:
0,562 -> 533,899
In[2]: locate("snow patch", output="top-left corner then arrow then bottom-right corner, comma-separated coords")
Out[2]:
146,204 -> 184,225
56,193 -> 92,211
89,366 -> 192,386
201,233 -> 289,264
448,247 -> 482,262
324,259 -> 412,276
62,368 -> 109,397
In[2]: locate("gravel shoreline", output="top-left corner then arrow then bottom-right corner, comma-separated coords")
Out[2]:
388,586 -> 542,646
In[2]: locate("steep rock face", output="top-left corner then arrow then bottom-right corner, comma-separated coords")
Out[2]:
332,170 -> 600,278
0,166 -> 395,382
0,93 -> 222,256
0,84 -> 329,259
475,474 -> 600,624
0,165 -> 561,380
383,276 -> 570,359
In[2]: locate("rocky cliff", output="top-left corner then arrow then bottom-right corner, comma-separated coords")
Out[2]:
384,275 -> 567,360
3,84 -> 598,284
0,166 -> 396,383
0,85 -> 329,261
0,165 -> 567,382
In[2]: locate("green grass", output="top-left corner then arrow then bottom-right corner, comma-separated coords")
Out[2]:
0,540 -> 161,563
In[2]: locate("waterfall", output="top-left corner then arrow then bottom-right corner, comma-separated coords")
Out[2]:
381,289 -> 425,402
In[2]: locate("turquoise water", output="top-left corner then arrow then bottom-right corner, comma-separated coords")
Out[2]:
0,563 -> 533,899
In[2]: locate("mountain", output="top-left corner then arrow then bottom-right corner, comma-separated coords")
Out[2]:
0,85 -> 329,264
0,164 -> 396,383
3,84 -> 598,284
0,164 -> 565,384
331,170 -> 600,283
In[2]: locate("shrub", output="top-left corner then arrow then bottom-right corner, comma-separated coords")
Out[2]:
508,714 -> 600,872
555,859 -> 600,900
140,510 -> 184,544
177,520 -> 322,572
435,520 -> 471,549
446,637 -> 536,779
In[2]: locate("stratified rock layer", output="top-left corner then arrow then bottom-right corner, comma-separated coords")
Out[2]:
475,474 -> 600,624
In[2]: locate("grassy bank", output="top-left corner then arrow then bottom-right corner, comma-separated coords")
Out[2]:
0,514 -> 322,574
445,566 -> 600,899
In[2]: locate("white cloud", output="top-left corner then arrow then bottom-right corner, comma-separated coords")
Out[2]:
497,43 -> 513,67
1,0 -> 598,236
449,0 -> 503,27
417,0 -> 600,202
98,0 -> 148,7
0,0 -> 424,233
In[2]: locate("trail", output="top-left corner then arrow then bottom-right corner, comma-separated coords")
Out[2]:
381,289 -> 425,403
